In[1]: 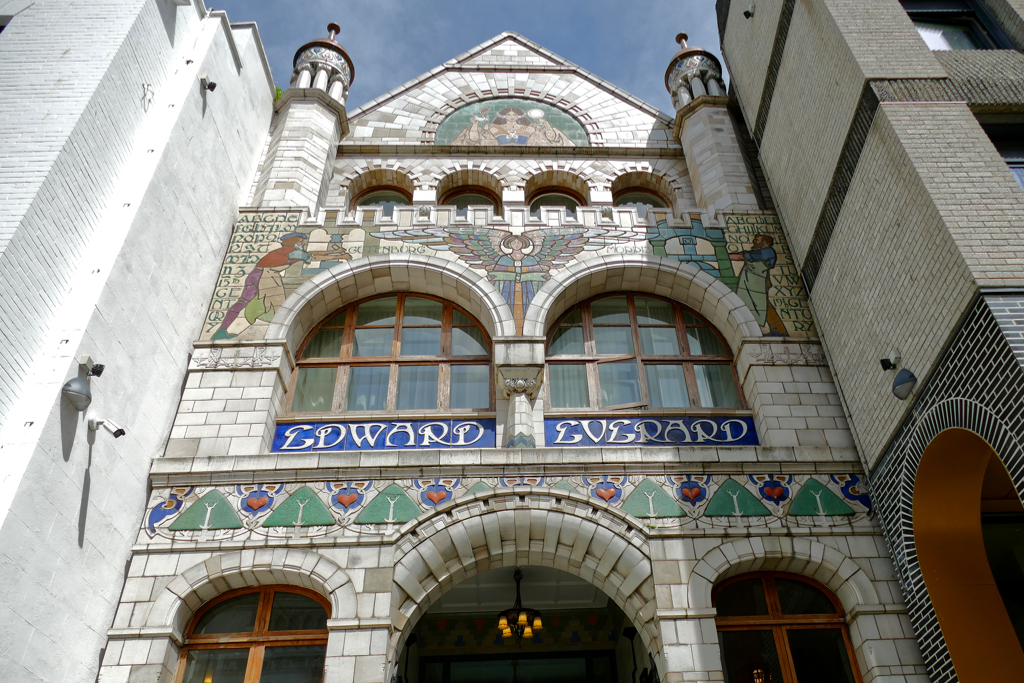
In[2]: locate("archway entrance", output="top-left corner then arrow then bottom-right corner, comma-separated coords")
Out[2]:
914,428 -> 1024,680
396,566 -> 654,683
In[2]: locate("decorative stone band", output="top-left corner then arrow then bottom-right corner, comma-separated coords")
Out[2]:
190,344 -> 285,370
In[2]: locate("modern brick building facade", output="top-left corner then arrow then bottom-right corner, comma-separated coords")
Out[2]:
0,1 -> 1021,682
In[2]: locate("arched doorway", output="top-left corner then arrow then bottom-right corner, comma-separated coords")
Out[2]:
914,428 -> 1024,680
396,566 -> 655,683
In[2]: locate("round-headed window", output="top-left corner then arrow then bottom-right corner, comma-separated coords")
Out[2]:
529,189 -> 584,219
546,293 -> 741,410
355,188 -> 411,218
613,190 -> 667,219
713,573 -> 860,683
291,294 -> 492,414
178,587 -> 329,683
441,186 -> 500,217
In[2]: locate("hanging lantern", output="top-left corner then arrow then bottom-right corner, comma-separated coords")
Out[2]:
495,568 -> 542,647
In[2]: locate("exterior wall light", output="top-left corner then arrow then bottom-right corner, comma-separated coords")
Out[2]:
61,377 -> 92,412
892,368 -> 918,400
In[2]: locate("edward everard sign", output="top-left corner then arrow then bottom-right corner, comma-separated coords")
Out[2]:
271,415 -> 756,452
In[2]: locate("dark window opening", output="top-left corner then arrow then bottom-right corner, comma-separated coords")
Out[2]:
900,0 -> 1013,49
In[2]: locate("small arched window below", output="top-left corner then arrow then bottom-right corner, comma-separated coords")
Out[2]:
530,189 -> 585,219
546,294 -> 741,411
613,190 -> 667,219
441,185 -> 501,217
713,573 -> 860,683
355,187 -> 411,218
177,587 -> 330,683
291,294 -> 492,414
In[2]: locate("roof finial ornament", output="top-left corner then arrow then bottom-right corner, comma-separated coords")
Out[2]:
676,33 -> 688,49
665,31 -> 723,112
327,23 -> 340,41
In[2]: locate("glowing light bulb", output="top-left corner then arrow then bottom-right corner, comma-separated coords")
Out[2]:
523,625 -> 533,638
518,611 -> 528,626
498,615 -> 508,630
502,627 -> 512,638
533,616 -> 543,631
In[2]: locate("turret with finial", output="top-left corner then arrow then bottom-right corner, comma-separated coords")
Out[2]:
664,32 -> 725,111
291,23 -> 355,104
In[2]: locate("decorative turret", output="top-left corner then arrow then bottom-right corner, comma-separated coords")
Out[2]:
664,33 -> 725,111
290,23 -> 355,104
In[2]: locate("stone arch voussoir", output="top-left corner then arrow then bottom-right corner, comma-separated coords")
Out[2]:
147,549 -> 356,639
386,488 -> 658,675
266,255 -> 516,353
523,255 -> 761,352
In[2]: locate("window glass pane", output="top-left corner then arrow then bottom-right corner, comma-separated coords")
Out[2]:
594,326 -> 634,355
353,328 -> 394,357
717,630 -> 784,683
301,327 -> 344,359
292,367 -> 337,413
325,310 -> 346,326
714,578 -> 769,617
687,326 -> 727,356
530,193 -> 578,218
695,365 -> 740,408
423,663 -> 444,683
193,594 -> 260,634
451,193 -> 496,217
550,325 -> 585,355
1011,166 -> 1024,191
786,628 -> 857,683
357,191 -> 409,218
550,364 -> 590,409
402,297 -> 443,326
356,297 -> 398,326
182,648 -> 250,683
450,365 -> 490,409
452,309 -> 472,326
914,20 -> 982,50
591,296 -> 630,324
775,579 -> 837,615
400,327 -> 442,356
634,297 -> 674,324
397,366 -> 439,410
347,366 -> 389,411
598,360 -> 641,406
268,592 -> 329,631
452,326 -> 488,355
645,364 -> 690,408
640,327 -> 680,355
259,645 -> 328,683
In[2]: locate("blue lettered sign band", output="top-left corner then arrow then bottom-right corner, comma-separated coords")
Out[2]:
273,419 -> 496,452
544,416 -> 758,447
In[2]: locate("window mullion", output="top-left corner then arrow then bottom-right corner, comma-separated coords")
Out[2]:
392,295 -> 404,358
386,363 -> 399,412
243,644 -> 266,683
772,625 -> 798,683
628,296 -> 650,406
438,363 -> 451,411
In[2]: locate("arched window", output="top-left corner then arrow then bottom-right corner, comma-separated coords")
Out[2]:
440,185 -> 500,217
546,294 -> 741,410
355,187 -> 411,218
713,573 -> 860,683
529,188 -> 586,219
177,587 -> 330,683
613,189 -> 667,219
291,294 -> 492,413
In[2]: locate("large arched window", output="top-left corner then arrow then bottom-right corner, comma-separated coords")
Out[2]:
545,293 -> 741,410
529,188 -> 586,219
713,573 -> 860,683
177,587 -> 329,683
440,185 -> 501,218
290,294 -> 492,413
613,189 -> 667,219
354,186 -> 411,218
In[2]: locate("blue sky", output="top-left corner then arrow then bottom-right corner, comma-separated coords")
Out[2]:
211,0 -> 724,115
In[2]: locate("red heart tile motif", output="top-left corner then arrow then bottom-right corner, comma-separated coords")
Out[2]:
474,618 -> 485,630
427,489 -> 448,504
764,486 -> 785,500
247,495 -> 269,510
595,487 -> 617,501
337,493 -> 358,508
680,487 -> 702,501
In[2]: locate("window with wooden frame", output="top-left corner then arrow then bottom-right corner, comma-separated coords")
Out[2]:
353,186 -> 412,218
546,293 -> 742,411
290,294 -> 492,414
440,185 -> 501,217
612,188 -> 668,220
713,573 -> 861,683
529,188 -> 586,219
176,587 -> 330,683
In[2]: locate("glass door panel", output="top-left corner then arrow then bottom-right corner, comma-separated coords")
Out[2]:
785,628 -> 856,683
719,629 -> 784,683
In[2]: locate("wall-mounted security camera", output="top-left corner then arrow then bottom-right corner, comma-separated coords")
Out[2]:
89,419 -> 126,438
743,3 -> 756,18
879,349 -> 902,371
200,75 -> 217,92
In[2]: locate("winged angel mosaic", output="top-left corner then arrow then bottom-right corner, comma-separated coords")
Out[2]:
372,227 -> 647,333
